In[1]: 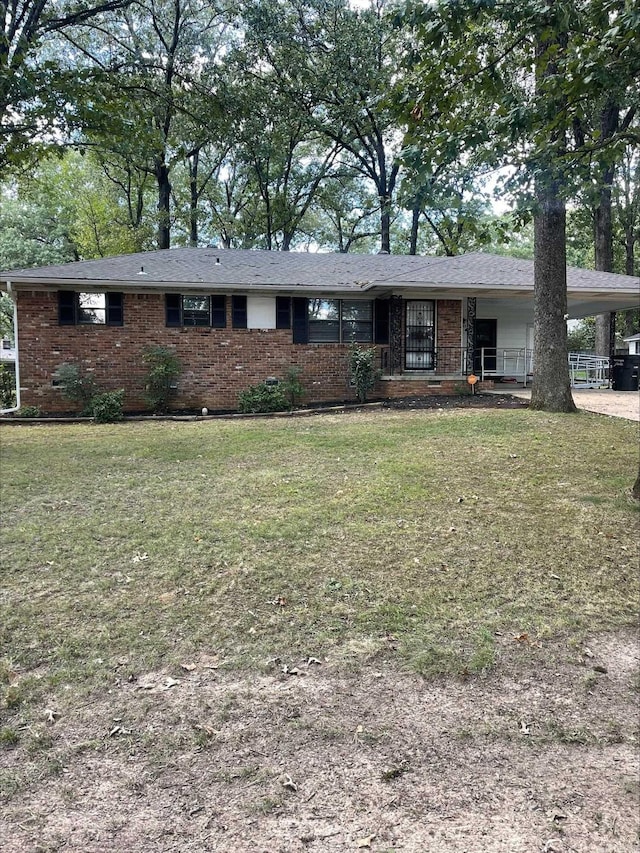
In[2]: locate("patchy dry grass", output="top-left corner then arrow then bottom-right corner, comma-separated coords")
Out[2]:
1,409 -> 638,699
1,408 -> 639,850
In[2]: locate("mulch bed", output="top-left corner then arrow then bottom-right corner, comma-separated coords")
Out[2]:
0,393 -> 530,423
383,393 -> 530,410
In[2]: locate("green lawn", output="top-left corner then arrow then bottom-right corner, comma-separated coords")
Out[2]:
1,408 -> 638,705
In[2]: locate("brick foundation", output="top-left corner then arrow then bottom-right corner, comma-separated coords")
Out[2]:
380,379 -> 472,397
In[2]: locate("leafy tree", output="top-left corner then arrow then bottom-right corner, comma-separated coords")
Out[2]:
91,148 -> 155,244
238,0 -> 405,253
305,173 -> 381,253
197,152 -> 265,249
614,148 -> 640,279
397,0 -> 640,412
1,0 -> 131,167
0,293 -> 13,341
0,151 -> 147,269
566,317 -> 596,352
173,142 -> 233,247
398,159 -> 500,256
65,0 -> 234,249
0,190 -> 77,270
225,65 -> 342,250
0,158 -> 79,270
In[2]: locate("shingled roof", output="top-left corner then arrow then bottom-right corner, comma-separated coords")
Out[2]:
1,248 -> 638,299
0,248 -> 440,291
389,251 -> 639,293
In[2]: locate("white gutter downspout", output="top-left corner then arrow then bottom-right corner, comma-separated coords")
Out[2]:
1,281 -> 20,414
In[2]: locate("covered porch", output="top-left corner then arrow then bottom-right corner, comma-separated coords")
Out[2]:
377,295 -> 534,390
376,291 -> 627,391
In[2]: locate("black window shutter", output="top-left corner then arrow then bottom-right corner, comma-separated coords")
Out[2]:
166,294 -> 182,327
232,295 -> 247,329
374,298 -> 390,344
59,291 -> 75,325
107,293 -> 124,326
276,296 -> 291,329
292,297 -> 309,344
211,295 -> 226,328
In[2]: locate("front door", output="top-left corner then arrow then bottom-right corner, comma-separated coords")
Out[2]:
474,318 -> 497,373
405,300 -> 435,370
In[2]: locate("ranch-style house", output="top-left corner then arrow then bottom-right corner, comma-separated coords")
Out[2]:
1,248 -> 638,413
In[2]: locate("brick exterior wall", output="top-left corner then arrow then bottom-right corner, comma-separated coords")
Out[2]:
16,291 -> 466,413
436,299 -> 463,351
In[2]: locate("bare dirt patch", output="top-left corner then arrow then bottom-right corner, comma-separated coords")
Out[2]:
3,629 -> 638,853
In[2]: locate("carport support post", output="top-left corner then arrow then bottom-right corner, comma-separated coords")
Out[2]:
609,312 -> 616,386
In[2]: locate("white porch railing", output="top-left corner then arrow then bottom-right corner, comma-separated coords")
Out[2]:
380,345 -> 612,389
477,348 -> 534,384
478,348 -> 610,388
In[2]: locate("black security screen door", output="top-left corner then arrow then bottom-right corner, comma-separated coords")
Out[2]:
405,300 -> 435,370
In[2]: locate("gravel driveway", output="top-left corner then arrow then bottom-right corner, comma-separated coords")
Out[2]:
499,387 -> 640,421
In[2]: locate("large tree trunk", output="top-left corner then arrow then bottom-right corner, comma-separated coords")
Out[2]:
156,160 -> 171,250
530,179 -> 577,412
595,314 -> 612,356
593,100 -> 619,356
380,203 -> 391,253
593,211 -> 613,355
624,225 -> 636,276
409,205 -> 419,255
620,309 -> 638,338
530,15 -> 576,413
378,161 -> 399,254
188,149 -> 199,247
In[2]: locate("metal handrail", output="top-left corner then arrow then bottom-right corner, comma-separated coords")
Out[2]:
476,348 -> 534,383
568,352 -> 609,388
380,345 -> 611,388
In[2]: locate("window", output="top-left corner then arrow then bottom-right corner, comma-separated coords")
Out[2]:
276,296 -> 291,329
78,292 -> 106,324
232,295 -> 247,328
341,300 -> 373,342
308,299 -> 340,342
182,296 -> 210,326
307,299 -> 373,343
166,294 -> 226,328
59,292 -> 123,326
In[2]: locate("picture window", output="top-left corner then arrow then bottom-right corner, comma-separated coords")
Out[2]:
308,299 -> 373,343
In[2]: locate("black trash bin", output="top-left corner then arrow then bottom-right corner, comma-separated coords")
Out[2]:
612,354 -> 640,391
